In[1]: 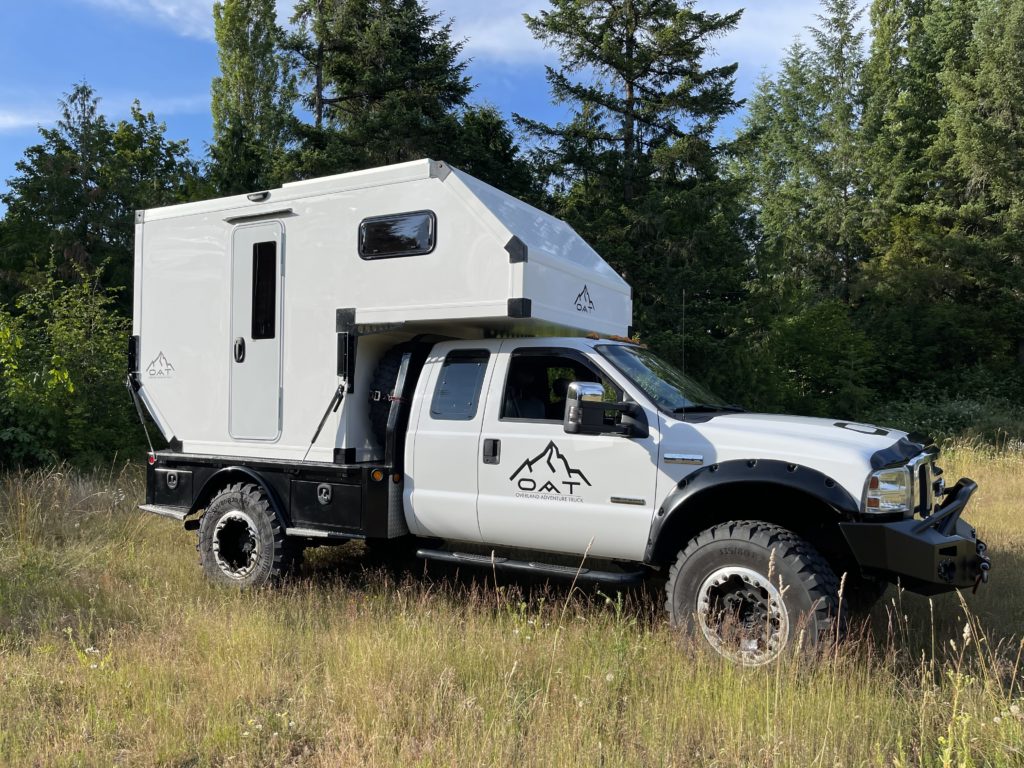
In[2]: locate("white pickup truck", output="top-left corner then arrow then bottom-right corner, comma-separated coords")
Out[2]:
131,160 -> 989,664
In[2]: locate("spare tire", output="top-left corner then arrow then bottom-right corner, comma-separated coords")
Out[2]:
367,343 -> 431,448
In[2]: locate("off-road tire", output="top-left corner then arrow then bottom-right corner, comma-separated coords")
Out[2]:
199,482 -> 297,587
666,521 -> 845,664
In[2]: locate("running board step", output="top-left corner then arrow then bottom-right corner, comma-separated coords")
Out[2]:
286,527 -> 365,541
415,549 -> 645,586
139,504 -> 189,521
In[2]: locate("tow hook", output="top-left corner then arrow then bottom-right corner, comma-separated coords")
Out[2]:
973,540 -> 991,594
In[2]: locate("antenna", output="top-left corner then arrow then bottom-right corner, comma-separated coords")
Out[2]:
681,288 -> 686,380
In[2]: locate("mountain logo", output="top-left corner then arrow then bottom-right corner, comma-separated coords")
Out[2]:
575,285 -> 595,314
146,352 -> 176,378
509,441 -> 591,497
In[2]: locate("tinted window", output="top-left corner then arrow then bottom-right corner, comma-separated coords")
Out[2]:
501,350 -> 619,421
251,241 -> 277,340
431,350 -> 489,420
359,211 -> 436,259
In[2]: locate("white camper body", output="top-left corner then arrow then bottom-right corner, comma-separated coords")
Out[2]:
132,159 -> 632,463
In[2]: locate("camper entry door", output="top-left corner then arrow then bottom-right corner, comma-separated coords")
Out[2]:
229,222 -> 284,441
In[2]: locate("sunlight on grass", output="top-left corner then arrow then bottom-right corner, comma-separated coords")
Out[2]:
1,446 -> 1022,766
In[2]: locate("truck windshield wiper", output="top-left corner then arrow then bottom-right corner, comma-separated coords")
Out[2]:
672,403 -> 745,414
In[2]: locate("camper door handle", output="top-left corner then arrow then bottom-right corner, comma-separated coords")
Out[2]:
233,337 -> 246,363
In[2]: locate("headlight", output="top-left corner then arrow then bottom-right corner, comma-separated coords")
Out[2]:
864,466 -> 912,515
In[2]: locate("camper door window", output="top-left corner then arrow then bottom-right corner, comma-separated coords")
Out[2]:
251,241 -> 277,340
358,211 -> 436,259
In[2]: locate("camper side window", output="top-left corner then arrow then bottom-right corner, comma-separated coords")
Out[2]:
251,241 -> 277,340
430,350 -> 490,421
359,211 -> 436,259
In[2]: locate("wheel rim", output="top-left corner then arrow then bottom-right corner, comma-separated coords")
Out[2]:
696,566 -> 789,666
212,511 -> 261,579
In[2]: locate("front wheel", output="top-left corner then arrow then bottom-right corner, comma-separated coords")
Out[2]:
198,482 -> 298,587
665,521 -> 844,665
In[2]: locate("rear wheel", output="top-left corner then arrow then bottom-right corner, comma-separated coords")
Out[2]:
665,521 -> 844,665
199,482 -> 298,587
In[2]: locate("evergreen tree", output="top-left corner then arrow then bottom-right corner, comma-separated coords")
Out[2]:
0,83 -> 200,310
857,0 -> 1023,389
209,0 -> 295,194
519,0 -> 748,393
283,0 -> 472,177
733,2 -> 879,414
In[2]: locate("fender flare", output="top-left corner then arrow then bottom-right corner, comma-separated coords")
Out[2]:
644,459 -> 860,564
188,466 -> 289,529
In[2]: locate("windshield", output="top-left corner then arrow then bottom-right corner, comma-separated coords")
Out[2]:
597,344 -> 730,414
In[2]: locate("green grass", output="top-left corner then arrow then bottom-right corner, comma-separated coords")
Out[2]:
1,444 -> 1023,766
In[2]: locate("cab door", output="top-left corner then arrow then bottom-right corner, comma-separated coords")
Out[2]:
475,342 -> 659,561
405,341 -> 501,541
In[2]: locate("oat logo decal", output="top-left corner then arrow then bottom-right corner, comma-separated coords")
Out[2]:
146,352 -> 175,378
574,285 -> 595,314
509,441 -> 591,502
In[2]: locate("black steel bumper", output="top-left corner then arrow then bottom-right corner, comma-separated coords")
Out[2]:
839,478 -> 990,595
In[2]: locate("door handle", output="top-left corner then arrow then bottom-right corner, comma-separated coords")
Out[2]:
482,438 -> 501,465
233,337 -> 246,363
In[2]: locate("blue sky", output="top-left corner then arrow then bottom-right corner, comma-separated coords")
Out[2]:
0,0 -> 827,200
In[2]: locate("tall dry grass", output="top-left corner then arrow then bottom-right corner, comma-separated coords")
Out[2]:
0,444 -> 1022,766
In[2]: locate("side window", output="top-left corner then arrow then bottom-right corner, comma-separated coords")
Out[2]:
502,351 -> 620,421
430,350 -> 490,421
359,211 -> 436,259
251,241 -> 277,340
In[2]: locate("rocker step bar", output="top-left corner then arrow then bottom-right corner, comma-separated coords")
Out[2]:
415,548 -> 645,586
138,504 -> 189,521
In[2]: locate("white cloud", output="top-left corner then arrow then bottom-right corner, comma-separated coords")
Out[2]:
70,0 -> 830,77
0,108 -> 53,133
429,1 -> 548,62
79,0 -> 216,40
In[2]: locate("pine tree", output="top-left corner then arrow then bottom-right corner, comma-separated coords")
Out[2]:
284,0 -> 472,176
0,83 -> 199,309
209,0 -> 295,194
518,0 -> 749,394
520,0 -> 741,205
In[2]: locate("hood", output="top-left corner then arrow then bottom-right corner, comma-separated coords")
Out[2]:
665,413 -> 919,502
695,413 -> 909,459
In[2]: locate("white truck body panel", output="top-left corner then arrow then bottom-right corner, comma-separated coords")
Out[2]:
133,160 -> 631,462
402,337 -> 900,558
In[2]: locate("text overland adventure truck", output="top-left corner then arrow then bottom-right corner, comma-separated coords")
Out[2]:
130,159 -> 990,665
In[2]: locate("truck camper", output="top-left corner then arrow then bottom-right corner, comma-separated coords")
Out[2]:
132,159 -> 989,665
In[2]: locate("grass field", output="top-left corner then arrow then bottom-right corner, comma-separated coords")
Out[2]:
1,442 -> 1022,766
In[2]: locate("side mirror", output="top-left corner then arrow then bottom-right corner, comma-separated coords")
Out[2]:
564,381 -> 648,438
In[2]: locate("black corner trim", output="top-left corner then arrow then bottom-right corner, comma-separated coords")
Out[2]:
870,436 -> 927,470
128,335 -> 140,375
336,308 -> 356,333
627,326 -> 635,339
167,437 -> 183,453
507,298 -> 532,319
505,236 -> 528,264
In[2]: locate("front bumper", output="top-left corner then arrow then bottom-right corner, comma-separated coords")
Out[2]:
839,478 -> 990,595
